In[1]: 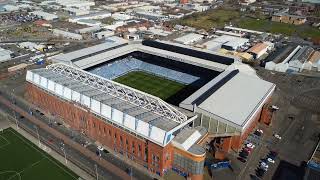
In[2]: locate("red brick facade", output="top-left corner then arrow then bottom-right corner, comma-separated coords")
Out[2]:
26,83 -> 172,176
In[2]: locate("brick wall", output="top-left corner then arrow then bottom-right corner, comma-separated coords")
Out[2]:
26,83 -> 172,176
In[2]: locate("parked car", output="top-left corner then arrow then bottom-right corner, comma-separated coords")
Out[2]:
237,157 -> 247,163
274,134 -> 282,140
267,158 -> 275,163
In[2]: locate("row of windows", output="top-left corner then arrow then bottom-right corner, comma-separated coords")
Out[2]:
91,120 -> 148,161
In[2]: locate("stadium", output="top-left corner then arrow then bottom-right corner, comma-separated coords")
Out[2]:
26,39 -> 275,179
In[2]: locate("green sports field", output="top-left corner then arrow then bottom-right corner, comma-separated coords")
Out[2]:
0,128 -> 79,180
114,71 -> 186,100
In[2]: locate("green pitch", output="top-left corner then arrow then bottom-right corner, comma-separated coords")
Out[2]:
114,71 -> 186,100
0,128 -> 79,180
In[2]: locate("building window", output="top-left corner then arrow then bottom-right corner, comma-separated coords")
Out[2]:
132,142 -> 135,154
93,122 -> 95,128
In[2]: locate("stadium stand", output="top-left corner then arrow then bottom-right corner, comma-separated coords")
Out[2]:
89,57 -> 200,85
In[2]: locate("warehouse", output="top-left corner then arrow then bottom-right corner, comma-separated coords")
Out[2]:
76,26 -> 101,34
174,33 -> 204,45
0,47 -> 13,62
204,35 -> 249,51
247,43 -> 269,59
52,29 -> 83,40
29,11 -> 58,21
93,30 -> 115,39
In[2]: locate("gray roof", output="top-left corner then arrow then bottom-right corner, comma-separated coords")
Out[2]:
290,46 -> 314,64
180,70 -> 275,130
51,41 -> 127,63
30,68 -> 180,132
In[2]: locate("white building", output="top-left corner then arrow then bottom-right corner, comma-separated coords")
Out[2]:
53,29 -> 83,40
29,11 -> 58,21
69,11 -> 112,22
0,48 -> 13,62
206,35 -> 249,51
76,26 -> 101,34
63,7 -> 90,16
288,46 -> 314,72
174,33 -> 204,45
220,35 -> 249,51
112,13 -> 132,21
3,5 -> 19,12
56,0 -> 95,10
94,30 -> 115,39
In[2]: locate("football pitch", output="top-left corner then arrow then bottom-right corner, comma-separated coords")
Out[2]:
114,71 -> 186,100
0,128 -> 79,180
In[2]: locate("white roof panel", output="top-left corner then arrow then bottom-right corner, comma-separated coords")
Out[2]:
198,71 -> 275,129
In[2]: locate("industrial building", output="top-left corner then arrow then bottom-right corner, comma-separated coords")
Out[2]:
76,26 -> 101,34
247,43 -> 269,59
0,47 -> 13,62
27,40 -> 275,179
174,33 -> 204,45
93,30 -> 115,39
203,35 -> 249,51
29,11 -> 58,21
52,29 -> 83,40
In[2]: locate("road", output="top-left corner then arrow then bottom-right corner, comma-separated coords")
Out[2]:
0,86 -> 159,180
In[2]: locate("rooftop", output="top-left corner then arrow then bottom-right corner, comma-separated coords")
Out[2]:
180,69 -> 275,130
247,43 -> 268,54
174,33 -> 203,44
26,64 -> 195,146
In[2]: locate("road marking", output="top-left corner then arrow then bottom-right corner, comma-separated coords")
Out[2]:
8,129 -> 79,180
0,133 -> 10,148
0,171 -> 21,180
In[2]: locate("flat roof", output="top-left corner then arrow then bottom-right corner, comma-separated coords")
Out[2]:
180,70 -> 275,130
51,41 -> 127,63
70,43 -> 228,71
174,33 -> 203,44
198,71 -> 274,129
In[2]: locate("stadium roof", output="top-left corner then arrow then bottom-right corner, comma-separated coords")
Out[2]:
59,42 -> 229,71
180,69 -> 275,131
26,64 -> 195,147
51,41 -> 127,64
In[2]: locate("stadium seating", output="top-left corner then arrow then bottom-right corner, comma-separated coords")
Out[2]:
89,57 -> 200,85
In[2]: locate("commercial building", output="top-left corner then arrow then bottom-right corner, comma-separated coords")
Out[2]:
0,47 -> 13,62
174,33 -> 204,45
27,40 -> 275,179
247,43 -> 269,59
52,29 -> 83,40
29,11 -> 58,21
